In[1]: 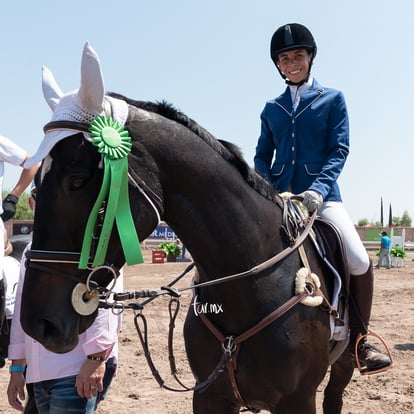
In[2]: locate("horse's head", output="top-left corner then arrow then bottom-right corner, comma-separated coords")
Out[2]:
21,43 -> 155,353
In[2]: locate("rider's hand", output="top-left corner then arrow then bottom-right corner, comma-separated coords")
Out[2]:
1,194 -> 19,221
300,190 -> 323,213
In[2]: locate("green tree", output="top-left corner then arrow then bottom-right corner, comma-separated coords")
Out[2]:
357,218 -> 369,226
14,193 -> 34,220
357,211 -> 412,227
392,216 -> 400,226
390,211 -> 412,227
400,210 -> 412,227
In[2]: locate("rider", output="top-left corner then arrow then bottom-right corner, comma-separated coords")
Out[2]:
254,23 -> 391,373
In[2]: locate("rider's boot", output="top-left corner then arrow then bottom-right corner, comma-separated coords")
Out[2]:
349,262 -> 392,373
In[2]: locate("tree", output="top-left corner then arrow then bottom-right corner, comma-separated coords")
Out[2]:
399,211 -> 412,227
389,211 -> 412,227
14,193 -> 34,220
357,211 -> 412,227
388,203 -> 393,227
357,218 -> 369,226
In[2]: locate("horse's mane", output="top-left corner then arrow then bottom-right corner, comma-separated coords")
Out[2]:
108,92 -> 277,202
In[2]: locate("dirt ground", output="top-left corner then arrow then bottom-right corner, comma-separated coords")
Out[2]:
0,250 -> 413,413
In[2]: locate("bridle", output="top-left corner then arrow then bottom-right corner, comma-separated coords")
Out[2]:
25,119 -> 164,315
26,119 -> 331,407
26,119 -> 321,321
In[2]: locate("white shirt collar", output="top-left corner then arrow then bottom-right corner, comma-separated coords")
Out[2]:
289,77 -> 313,111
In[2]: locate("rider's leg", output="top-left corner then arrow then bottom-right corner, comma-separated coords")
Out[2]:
317,202 -> 391,372
349,263 -> 392,371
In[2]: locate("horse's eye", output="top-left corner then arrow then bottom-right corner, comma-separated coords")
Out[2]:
70,176 -> 87,191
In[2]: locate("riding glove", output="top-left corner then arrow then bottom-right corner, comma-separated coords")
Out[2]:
301,190 -> 323,213
1,194 -> 19,221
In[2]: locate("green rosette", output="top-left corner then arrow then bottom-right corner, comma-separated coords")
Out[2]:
79,116 -> 143,269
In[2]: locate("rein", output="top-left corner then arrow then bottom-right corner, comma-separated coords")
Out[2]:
112,205 -> 322,406
182,205 -> 317,291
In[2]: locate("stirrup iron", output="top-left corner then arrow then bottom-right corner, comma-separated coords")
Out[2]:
354,330 -> 394,375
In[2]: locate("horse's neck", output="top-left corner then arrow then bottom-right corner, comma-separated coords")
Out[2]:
166,188 -> 284,279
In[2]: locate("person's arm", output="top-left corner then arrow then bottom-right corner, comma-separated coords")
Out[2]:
8,156 -> 40,198
7,245 -> 30,411
7,358 -> 27,411
75,308 -> 117,399
75,271 -> 123,399
75,352 -> 107,399
254,106 -> 275,183
308,91 -> 349,199
2,156 -> 39,221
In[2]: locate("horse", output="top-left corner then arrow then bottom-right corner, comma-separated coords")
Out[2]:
20,43 -> 355,413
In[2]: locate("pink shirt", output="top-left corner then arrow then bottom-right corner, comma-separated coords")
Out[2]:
8,244 -> 122,383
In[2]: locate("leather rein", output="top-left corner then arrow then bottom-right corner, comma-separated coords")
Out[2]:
127,204 -> 324,411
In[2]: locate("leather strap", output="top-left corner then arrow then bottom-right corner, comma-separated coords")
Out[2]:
43,120 -> 91,133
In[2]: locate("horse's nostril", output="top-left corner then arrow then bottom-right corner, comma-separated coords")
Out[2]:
30,318 -> 78,354
34,318 -> 61,344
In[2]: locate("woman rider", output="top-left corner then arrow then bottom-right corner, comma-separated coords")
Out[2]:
254,23 -> 391,373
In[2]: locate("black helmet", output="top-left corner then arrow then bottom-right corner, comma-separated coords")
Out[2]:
270,23 -> 317,84
270,23 -> 317,63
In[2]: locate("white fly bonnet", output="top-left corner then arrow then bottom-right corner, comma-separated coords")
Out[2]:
25,42 -> 128,168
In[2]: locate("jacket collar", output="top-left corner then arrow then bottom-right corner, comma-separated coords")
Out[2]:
275,78 -> 324,115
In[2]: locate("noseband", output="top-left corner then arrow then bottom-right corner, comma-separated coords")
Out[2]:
25,245 -> 120,316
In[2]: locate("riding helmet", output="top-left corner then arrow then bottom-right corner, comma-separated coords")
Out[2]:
270,23 -> 317,83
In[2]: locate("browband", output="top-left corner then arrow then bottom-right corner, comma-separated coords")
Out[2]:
43,120 -> 91,134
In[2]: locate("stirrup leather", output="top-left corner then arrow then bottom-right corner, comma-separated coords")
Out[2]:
354,330 -> 394,375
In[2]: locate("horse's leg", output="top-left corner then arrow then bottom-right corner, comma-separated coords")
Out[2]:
323,352 -> 354,414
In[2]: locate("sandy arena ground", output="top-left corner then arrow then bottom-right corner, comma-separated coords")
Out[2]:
0,250 -> 413,413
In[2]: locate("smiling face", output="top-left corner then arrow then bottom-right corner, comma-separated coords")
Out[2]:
277,48 -> 312,84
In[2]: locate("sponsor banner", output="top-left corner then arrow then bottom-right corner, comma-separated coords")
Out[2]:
147,225 -> 177,240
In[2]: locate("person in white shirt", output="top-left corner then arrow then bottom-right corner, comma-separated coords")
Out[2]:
0,135 -> 39,339
7,186 -> 123,413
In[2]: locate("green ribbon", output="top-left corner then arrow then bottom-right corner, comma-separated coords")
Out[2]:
79,116 -> 143,269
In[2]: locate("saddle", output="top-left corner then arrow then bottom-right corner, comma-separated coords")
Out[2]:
280,196 -> 350,342
312,217 -> 350,297
311,217 -> 350,343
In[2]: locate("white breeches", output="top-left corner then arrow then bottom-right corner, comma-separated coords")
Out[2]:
318,201 -> 370,275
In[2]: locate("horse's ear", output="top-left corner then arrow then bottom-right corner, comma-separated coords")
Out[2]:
42,66 -> 63,111
77,42 -> 104,114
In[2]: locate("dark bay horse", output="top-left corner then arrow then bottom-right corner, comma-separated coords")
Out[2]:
21,43 -> 354,413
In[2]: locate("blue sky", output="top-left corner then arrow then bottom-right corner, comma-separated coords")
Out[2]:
0,0 -> 411,225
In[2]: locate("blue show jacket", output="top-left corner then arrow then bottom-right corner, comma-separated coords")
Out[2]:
254,79 -> 349,201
